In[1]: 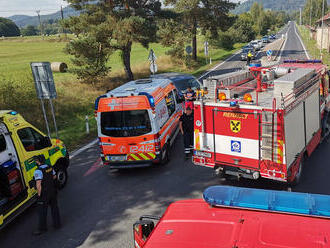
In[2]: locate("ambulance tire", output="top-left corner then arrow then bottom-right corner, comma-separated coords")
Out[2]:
161,143 -> 170,165
55,164 -> 68,189
291,157 -> 304,186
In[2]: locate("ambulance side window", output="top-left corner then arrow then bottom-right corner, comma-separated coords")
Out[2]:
173,89 -> 180,103
165,91 -> 176,117
17,128 -> 47,152
0,134 -> 6,152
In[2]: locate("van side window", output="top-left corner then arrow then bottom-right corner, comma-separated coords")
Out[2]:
165,91 -> 176,117
17,128 -> 47,152
0,134 -> 6,152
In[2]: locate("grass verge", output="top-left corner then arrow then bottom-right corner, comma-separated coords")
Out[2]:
298,25 -> 330,66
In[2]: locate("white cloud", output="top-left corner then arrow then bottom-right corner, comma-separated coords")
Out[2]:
0,0 -> 68,17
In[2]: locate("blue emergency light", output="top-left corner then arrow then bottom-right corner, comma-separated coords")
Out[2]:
139,92 -> 155,108
284,60 -> 322,64
94,95 -> 107,110
9,111 -> 17,115
203,186 -> 330,218
229,101 -> 238,107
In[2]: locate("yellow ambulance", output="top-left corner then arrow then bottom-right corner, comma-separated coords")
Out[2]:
0,110 -> 69,229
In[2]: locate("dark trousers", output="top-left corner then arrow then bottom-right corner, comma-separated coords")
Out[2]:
183,132 -> 194,157
37,195 -> 61,230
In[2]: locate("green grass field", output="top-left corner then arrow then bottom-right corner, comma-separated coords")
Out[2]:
0,35 -> 244,150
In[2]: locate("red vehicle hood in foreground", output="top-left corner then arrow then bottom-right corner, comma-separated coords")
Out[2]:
144,199 -> 330,248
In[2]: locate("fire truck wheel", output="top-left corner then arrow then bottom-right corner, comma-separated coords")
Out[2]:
291,158 -> 304,186
161,143 -> 170,165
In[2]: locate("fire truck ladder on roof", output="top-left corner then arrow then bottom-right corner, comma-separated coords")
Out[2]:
260,99 -> 278,162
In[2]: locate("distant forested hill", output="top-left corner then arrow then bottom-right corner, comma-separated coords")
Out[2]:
233,0 -> 330,14
8,7 -> 78,28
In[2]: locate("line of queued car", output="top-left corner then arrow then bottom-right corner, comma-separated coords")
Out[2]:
240,34 -> 277,61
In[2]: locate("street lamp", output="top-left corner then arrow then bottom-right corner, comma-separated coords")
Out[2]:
320,0 -> 325,59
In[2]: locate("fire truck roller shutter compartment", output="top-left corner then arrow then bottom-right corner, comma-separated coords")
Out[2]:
283,79 -> 320,168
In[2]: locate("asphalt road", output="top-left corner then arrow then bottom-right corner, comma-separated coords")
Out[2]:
1,22 -> 329,248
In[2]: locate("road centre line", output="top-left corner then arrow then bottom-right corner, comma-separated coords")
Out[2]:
198,50 -> 241,80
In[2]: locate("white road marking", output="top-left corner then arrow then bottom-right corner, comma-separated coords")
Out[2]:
278,31 -> 289,62
294,22 -> 311,60
198,50 -> 241,80
69,138 -> 98,159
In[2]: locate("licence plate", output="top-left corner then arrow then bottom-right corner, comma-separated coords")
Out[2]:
106,155 -> 126,161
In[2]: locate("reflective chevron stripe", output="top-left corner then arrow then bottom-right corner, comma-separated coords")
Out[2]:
127,153 -> 156,161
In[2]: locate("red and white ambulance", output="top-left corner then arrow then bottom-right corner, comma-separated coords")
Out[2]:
133,186 -> 330,248
193,60 -> 330,184
95,78 -> 183,168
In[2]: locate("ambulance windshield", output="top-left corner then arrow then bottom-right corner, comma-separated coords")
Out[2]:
101,110 -> 152,137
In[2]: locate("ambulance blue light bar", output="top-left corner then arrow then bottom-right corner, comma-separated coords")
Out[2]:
139,92 -> 155,108
94,95 -> 107,110
203,186 -> 330,218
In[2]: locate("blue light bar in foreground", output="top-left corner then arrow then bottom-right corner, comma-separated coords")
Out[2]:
203,186 -> 330,218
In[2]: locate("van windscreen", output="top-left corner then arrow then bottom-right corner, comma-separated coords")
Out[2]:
101,110 -> 152,137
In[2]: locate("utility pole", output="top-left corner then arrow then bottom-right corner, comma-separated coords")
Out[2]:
36,10 -> 43,37
309,0 -> 313,27
300,8 -> 302,26
60,6 -> 67,38
320,0 -> 325,59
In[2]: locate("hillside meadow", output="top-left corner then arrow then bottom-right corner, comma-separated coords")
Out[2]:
0,35 -> 244,149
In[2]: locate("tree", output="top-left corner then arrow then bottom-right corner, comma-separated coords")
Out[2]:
0,18 -> 20,37
230,13 -> 256,42
164,0 -> 236,61
21,25 -> 38,36
158,15 -> 191,59
302,0 -> 328,26
63,0 -> 162,81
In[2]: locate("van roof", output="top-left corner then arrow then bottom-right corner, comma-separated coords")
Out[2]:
106,78 -> 173,98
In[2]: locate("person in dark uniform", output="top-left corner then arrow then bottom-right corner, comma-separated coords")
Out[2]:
179,107 -> 194,160
33,155 -> 61,235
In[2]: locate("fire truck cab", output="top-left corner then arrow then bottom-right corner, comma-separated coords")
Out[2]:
193,60 -> 330,184
95,78 -> 184,168
133,186 -> 330,248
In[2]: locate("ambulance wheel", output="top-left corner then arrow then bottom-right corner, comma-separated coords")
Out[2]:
55,165 -> 68,189
161,143 -> 170,165
291,158 -> 303,186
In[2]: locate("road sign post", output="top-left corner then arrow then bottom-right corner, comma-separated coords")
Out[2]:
204,41 -> 209,64
148,49 -> 157,75
30,62 -> 58,138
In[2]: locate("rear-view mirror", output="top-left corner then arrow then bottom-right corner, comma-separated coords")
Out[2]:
133,220 -> 155,247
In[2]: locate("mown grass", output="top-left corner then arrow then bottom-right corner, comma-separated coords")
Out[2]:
0,35 -> 244,150
298,25 -> 330,66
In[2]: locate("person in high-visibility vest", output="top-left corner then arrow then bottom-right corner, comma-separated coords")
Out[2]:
247,51 -> 253,66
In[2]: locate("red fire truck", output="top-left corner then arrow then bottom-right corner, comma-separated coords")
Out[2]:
192,60 -> 330,184
133,186 -> 330,247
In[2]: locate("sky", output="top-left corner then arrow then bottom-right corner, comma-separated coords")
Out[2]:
0,0 -> 244,18
0,0 -> 68,17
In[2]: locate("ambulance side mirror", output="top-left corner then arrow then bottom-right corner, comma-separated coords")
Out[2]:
133,220 -> 155,247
